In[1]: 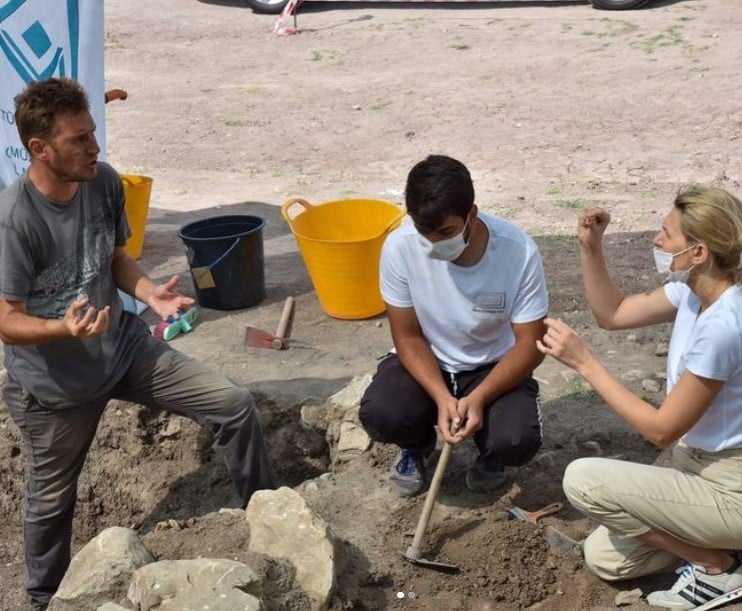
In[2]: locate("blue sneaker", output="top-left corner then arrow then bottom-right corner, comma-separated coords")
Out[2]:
389,438 -> 436,497
466,455 -> 506,493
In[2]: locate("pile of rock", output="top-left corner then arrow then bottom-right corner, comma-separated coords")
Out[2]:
48,375 -> 375,611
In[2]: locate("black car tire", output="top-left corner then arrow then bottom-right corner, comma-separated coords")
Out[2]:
589,0 -> 651,8
241,0 -> 290,14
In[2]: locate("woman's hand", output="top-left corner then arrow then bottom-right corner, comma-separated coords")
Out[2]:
578,207 -> 611,250
536,317 -> 595,373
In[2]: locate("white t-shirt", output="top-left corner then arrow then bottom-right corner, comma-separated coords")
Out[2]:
380,212 -> 549,372
665,282 -> 742,451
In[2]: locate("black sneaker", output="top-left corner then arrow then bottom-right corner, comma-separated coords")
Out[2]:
389,437 -> 436,498
465,455 -> 506,493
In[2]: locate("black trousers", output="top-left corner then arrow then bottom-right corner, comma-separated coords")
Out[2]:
359,354 -> 542,465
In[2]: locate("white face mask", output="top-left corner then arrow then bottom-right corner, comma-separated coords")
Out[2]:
652,244 -> 696,283
419,219 -> 470,261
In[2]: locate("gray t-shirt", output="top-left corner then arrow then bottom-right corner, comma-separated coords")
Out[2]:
0,161 -> 149,408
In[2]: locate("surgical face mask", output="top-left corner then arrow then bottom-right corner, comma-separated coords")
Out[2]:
652,244 -> 695,283
419,219 -> 470,261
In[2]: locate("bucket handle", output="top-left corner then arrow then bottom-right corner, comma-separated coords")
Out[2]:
280,198 -> 314,228
188,237 -> 242,287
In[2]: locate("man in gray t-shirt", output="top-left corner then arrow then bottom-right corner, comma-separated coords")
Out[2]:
0,78 -> 275,611
1,157 -> 145,406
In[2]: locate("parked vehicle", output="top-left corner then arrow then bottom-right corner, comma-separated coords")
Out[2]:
241,0 -> 650,17
242,0 -> 289,14
590,0 -> 649,8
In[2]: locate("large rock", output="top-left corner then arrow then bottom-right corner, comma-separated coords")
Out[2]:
328,374 -> 372,413
301,374 -> 373,434
336,421 -> 371,453
49,527 -> 154,611
246,487 -> 338,610
127,558 -> 264,611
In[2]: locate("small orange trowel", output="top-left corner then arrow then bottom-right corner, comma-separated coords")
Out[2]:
245,296 -> 295,350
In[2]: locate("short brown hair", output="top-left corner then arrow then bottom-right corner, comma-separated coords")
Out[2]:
14,77 -> 90,151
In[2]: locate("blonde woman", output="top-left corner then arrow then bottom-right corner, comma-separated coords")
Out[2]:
538,186 -> 742,609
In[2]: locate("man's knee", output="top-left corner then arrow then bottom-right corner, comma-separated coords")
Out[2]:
359,386 -> 409,442
217,385 -> 257,426
487,424 -> 542,466
359,389 -> 387,441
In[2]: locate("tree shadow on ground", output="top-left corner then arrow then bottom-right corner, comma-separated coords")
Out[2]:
141,200 -> 311,298
135,376 -> 350,532
535,229 -> 657,314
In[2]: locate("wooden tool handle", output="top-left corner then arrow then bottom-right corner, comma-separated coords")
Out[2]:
409,441 -> 452,554
271,296 -> 295,349
531,502 -> 563,522
409,423 -> 458,555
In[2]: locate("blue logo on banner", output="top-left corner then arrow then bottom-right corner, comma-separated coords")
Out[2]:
0,0 -> 79,84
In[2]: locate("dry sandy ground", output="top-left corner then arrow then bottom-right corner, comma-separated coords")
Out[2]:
1,0 -> 742,609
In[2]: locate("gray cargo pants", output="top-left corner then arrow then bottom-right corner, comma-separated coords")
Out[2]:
4,336 -> 275,608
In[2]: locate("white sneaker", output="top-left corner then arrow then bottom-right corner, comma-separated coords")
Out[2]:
646,557 -> 742,610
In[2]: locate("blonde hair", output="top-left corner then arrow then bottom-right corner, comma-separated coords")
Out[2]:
674,185 -> 742,277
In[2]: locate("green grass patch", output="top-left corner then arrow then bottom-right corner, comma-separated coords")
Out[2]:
631,25 -> 694,56
556,198 -> 587,209
221,117 -> 248,127
309,49 -> 341,63
370,100 -> 392,111
582,18 -> 637,39
563,379 -> 599,400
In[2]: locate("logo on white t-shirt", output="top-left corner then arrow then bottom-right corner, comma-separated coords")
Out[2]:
472,292 -> 507,313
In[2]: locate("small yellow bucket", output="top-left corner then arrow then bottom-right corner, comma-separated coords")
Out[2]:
121,174 -> 153,259
281,198 -> 405,320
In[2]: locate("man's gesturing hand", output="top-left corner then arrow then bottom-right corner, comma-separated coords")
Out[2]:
64,299 -> 111,338
147,275 -> 196,321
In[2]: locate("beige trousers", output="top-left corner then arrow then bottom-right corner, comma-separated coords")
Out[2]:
563,442 -> 742,581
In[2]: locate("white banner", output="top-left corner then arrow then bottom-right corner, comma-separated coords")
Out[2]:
0,0 -> 105,190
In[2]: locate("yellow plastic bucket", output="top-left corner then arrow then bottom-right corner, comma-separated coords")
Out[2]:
121,174 -> 153,259
281,198 -> 405,319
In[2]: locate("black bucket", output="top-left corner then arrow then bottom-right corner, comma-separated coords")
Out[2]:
178,215 -> 266,310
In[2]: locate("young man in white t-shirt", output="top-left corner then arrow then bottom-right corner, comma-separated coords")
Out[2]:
359,155 -> 549,496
